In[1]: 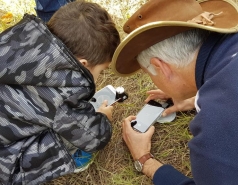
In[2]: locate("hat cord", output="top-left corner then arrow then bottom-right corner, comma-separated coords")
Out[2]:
187,11 -> 223,26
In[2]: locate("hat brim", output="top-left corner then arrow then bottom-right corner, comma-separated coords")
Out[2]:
111,0 -> 238,77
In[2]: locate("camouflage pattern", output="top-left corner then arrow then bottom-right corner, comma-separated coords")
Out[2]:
0,14 -> 112,185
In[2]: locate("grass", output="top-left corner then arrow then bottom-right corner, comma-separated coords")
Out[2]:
0,0 -> 197,184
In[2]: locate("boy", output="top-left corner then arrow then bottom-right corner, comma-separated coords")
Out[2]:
112,0 -> 238,184
0,1 -> 120,184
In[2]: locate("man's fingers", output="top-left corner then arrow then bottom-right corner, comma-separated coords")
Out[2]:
145,96 -> 152,103
122,116 -> 136,131
145,94 -> 158,102
124,115 -> 136,122
162,105 -> 178,117
146,90 -> 170,101
101,100 -> 108,106
146,126 -> 155,137
122,120 -> 131,141
146,90 -> 162,94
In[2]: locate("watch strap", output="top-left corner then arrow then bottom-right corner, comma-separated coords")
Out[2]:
138,153 -> 154,165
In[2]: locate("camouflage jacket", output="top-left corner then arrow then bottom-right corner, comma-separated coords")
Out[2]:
0,14 -> 112,185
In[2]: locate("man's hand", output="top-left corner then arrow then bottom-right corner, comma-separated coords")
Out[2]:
145,89 -> 170,102
122,116 -> 155,160
162,97 -> 195,116
122,116 -> 163,178
145,89 -> 195,117
97,100 -> 113,121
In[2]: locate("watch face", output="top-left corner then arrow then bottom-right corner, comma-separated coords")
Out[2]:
134,160 -> 143,172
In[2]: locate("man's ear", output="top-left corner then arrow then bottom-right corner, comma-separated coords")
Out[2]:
150,57 -> 172,79
78,58 -> 88,67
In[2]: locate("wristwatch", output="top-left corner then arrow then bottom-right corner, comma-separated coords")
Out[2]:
134,153 -> 154,172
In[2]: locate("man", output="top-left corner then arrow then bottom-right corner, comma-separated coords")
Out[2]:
35,0 -> 75,22
111,0 -> 238,184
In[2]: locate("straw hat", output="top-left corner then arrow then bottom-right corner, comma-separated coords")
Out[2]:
111,0 -> 238,77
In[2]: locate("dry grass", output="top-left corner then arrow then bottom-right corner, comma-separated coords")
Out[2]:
43,71 -> 194,185
0,0 -> 201,184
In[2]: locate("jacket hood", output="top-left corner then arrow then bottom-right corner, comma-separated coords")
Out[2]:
0,14 -> 95,91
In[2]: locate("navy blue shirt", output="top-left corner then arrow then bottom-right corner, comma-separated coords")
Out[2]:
153,32 -> 238,185
35,0 -> 75,22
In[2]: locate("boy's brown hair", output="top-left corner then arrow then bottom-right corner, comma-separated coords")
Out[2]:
47,0 -> 120,67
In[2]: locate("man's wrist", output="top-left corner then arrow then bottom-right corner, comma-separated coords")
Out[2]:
142,158 -> 163,179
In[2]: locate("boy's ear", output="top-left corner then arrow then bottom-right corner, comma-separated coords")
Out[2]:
150,57 -> 172,79
78,59 -> 88,66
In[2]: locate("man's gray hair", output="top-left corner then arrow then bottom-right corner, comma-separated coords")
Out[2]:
137,29 -> 210,75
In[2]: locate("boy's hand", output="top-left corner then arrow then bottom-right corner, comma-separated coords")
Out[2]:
97,100 -> 113,121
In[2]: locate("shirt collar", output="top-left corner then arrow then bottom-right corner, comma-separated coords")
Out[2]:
195,32 -> 225,89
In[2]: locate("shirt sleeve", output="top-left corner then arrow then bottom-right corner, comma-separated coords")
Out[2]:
153,165 -> 195,185
52,100 -> 112,153
188,54 -> 238,184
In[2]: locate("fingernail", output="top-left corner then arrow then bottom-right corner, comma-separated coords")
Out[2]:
162,112 -> 167,117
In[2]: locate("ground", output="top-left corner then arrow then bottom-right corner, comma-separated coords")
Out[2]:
0,0 -> 198,184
